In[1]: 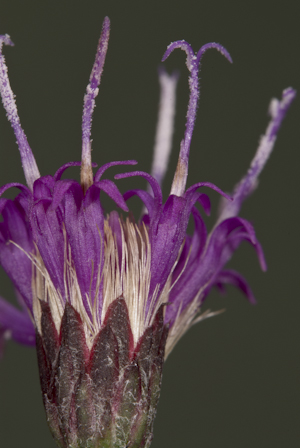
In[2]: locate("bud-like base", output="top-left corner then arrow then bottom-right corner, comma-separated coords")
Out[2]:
36,297 -> 168,448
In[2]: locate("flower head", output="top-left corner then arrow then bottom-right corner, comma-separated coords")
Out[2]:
0,16 -> 296,448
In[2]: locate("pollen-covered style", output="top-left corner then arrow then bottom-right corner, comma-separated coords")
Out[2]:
0,17 -> 296,448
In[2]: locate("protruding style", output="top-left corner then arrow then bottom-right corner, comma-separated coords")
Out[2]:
149,67 -> 179,190
0,35 -> 40,190
162,40 -> 232,196
81,16 -> 110,193
217,87 -> 296,222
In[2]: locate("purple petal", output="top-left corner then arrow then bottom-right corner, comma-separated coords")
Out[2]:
54,161 -> 98,181
215,269 -> 256,304
54,162 -> 80,180
51,179 -> 79,210
115,171 -> 163,209
171,206 -> 207,287
93,179 -> 129,211
0,296 -> 35,346
123,189 -> 157,221
197,193 -> 211,216
0,182 -> 31,199
222,225 -> 267,272
210,217 -> 266,271
30,199 -> 66,296
94,160 -> 137,182
166,207 -> 207,323
0,35 -> 40,190
185,181 -> 232,203
166,216 -> 264,325
64,183 -> 104,316
33,176 -> 55,201
0,198 -> 10,215
0,199 -> 34,309
149,195 -> 189,303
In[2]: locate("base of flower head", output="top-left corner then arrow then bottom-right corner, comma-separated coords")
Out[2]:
36,296 -> 168,448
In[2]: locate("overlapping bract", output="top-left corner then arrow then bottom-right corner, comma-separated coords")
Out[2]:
37,297 -> 167,448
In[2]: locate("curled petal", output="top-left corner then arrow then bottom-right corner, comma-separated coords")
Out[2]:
0,296 -> 35,346
115,171 -> 163,208
123,189 -> 157,221
54,162 -> 97,181
54,162 -> 82,180
166,215 -> 264,325
224,227 -> 267,272
185,181 -> 232,203
94,160 -> 137,182
0,182 -> 31,199
197,193 -> 211,216
215,269 -> 256,304
94,179 -> 129,211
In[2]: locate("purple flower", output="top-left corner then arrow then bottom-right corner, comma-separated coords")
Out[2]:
0,16 -> 296,448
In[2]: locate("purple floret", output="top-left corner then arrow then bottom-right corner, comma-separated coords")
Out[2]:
0,20 -> 296,359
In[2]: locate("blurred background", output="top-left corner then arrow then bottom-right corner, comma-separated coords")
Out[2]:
0,1 -> 299,447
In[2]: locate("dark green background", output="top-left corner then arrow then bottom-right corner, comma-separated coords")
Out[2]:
0,1 -> 299,447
